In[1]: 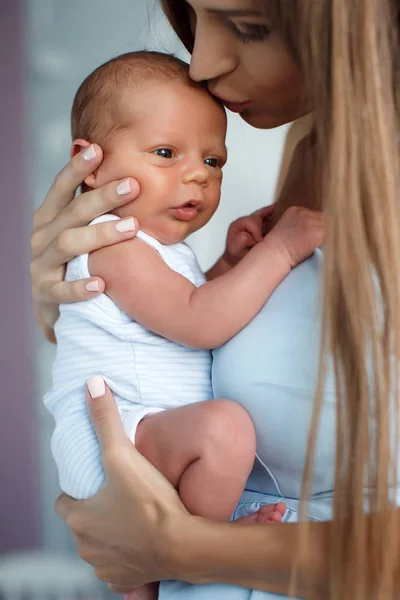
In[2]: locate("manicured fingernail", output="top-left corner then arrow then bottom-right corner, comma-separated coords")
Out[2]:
86,280 -> 101,292
82,145 -> 97,161
116,217 -> 135,233
117,179 -> 132,195
87,376 -> 105,399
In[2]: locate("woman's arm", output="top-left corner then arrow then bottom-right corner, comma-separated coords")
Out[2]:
55,379 -> 329,599
174,509 -> 329,599
31,143 -> 139,342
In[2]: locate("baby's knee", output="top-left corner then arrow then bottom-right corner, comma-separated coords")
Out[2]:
201,399 -> 256,466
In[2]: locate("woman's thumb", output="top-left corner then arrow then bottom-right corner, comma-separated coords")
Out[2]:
86,376 -> 126,454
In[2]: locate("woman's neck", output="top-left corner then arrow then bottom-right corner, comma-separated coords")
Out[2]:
269,119 -> 322,231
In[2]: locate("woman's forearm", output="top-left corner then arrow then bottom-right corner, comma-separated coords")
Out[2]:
172,511 -> 400,599
171,517 -> 330,599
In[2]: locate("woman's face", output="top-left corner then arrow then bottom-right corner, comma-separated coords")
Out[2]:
185,0 -> 309,128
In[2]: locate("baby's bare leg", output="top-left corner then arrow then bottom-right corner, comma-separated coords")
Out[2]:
135,399 -> 256,521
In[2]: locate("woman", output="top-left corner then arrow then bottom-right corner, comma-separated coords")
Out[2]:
31,0 -> 400,598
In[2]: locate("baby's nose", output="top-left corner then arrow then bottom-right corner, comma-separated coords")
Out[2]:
182,161 -> 209,185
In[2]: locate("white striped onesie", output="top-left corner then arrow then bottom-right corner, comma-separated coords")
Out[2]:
44,214 -> 213,500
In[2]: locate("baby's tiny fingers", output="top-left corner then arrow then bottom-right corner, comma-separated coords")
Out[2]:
258,205 -> 276,220
238,218 -> 264,243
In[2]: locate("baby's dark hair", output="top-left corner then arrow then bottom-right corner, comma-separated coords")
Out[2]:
71,51 -> 207,146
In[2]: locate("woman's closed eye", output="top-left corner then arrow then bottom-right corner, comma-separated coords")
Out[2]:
228,21 -> 270,44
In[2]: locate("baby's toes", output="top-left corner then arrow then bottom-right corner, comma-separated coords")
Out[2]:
257,502 -> 286,522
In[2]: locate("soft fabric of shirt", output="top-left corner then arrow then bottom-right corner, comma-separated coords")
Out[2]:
159,249 -> 334,600
44,214 -> 212,499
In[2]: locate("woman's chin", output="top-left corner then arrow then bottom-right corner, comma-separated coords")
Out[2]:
239,109 -> 289,130
239,107 -> 308,130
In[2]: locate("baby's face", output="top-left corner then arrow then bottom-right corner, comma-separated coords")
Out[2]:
91,80 -> 227,244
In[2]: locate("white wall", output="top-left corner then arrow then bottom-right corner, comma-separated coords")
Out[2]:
27,0 -> 288,553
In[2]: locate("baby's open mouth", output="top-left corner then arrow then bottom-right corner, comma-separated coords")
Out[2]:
177,200 -> 204,210
172,200 -> 204,221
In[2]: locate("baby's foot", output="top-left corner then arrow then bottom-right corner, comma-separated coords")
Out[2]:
234,501 -> 286,525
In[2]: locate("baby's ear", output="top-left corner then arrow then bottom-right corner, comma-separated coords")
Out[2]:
71,138 -> 97,188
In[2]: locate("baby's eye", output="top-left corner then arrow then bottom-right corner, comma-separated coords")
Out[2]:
205,157 -> 219,168
155,148 -> 174,159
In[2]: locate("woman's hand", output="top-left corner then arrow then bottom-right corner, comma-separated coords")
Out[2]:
31,144 -> 140,342
55,377 -> 191,595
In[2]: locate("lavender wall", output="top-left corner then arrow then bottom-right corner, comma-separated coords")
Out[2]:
0,0 -> 38,553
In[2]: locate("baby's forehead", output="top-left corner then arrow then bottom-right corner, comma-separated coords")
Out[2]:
115,78 -> 227,130
117,77 -> 215,108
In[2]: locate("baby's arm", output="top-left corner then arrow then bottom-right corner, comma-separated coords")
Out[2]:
89,207 -> 323,349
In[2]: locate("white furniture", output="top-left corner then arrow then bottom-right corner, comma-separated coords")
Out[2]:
0,550 -> 106,599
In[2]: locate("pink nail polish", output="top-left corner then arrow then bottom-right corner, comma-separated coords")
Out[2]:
117,179 -> 132,195
87,376 -> 105,398
116,218 -> 135,233
86,280 -> 101,292
82,145 -> 97,161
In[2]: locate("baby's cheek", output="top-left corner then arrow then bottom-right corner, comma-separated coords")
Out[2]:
208,181 -> 222,209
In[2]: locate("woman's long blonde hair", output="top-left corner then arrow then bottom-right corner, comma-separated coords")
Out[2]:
161,0 -> 400,597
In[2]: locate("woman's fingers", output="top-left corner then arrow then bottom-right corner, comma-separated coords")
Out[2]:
48,177 -> 141,241
42,216 -> 139,269
55,379 -> 190,589
36,145 -> 104,225
86,377 -> 131,457
41,277 -> 106,304
55,492 -> 77,523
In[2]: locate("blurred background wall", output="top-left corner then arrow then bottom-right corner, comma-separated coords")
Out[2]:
0,0 -> 289,595
0,0 -> 38,555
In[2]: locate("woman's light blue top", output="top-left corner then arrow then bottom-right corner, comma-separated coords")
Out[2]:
159,249 -> 337,599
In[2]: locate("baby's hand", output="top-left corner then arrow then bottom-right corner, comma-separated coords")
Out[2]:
264,206 -> 324,269
224,205 -> 275,267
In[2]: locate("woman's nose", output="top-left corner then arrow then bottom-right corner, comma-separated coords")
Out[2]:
189,23 -> 237,83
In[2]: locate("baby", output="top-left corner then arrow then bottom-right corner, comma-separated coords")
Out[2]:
45,51 -> 323,599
